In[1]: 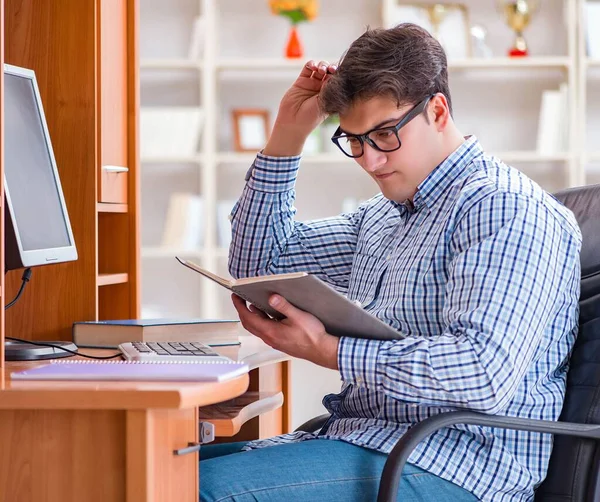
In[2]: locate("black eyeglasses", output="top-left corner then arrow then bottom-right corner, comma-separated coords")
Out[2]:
331,95 -> 434,158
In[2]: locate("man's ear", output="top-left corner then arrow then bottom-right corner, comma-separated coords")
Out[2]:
430,94 -> 451,131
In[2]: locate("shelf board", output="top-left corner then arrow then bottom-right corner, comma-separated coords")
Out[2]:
217,58 -> 340,70
492,151 -> 571,163
141,155 -> 203,164
140,58 -> 202,69
97,273 -> 129,287
141,247 -> 231,259
141,247 -> 204,258
449,57 -> 571,70
97,203 -> 128,213
199,391 -> 284,437
215,57 -> 571,79
217,152 -> 352,164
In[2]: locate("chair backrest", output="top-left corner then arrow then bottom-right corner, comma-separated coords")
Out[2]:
536,184 -> 600,501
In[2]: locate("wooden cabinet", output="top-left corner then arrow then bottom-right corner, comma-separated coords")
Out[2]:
1,0 -> 139,347
128,408 -> 199,501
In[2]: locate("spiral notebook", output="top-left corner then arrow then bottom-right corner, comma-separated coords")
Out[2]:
11,359 -> 249,383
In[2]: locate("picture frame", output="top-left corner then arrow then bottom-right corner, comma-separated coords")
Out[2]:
231,109 -> 271,152
381,2 -> 472,60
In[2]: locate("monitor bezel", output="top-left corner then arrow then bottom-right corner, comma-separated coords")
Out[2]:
3,63 -> 78,268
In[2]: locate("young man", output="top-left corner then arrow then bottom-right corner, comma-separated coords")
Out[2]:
199,24 -> 582,502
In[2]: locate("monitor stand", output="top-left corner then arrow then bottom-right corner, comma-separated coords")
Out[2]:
5,339 -> 78,361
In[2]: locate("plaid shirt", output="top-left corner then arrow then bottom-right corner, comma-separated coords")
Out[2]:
229,136 -> 582,502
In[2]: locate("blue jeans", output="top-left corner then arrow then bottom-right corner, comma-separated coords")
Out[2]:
199,439 -> 479,501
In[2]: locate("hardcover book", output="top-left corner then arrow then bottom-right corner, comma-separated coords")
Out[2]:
73,318 -> 240,348
176,257 -> 403,341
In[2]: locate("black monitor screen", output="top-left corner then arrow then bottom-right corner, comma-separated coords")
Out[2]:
4,72 -> 71,251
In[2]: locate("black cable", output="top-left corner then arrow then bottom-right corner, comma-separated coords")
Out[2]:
5,336 -> 122,359
4,269 -> 122,360
5,268 -> 32,309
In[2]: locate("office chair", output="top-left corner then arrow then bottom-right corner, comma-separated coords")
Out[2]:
295,184 -> 600,501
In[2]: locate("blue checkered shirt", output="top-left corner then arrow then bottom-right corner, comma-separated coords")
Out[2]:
228,136 -> 582,502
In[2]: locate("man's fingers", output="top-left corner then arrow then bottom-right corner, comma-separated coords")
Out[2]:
299,60 -> 318,78
249,304 -> 269,319
269,294 -> 303,321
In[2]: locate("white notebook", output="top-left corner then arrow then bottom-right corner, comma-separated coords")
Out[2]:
11,359 -> 249,383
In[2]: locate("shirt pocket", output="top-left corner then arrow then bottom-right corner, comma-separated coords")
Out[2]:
347,252 -> 384,305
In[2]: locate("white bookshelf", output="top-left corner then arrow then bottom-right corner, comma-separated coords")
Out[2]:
139,0 -> 590,431
140,0 -> 586,320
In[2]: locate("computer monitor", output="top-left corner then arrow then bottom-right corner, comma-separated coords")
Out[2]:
3,63 -> 79,360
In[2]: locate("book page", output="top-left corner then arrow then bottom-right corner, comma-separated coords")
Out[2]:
234,271 -> 307,286
175,257 -> 233,289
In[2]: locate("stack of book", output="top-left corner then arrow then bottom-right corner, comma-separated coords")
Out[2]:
73,318 -> 240,349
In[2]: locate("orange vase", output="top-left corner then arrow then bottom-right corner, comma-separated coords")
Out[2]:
285,24 -> 303,59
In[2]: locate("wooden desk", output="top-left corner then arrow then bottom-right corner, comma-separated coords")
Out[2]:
0,335 -> 288,502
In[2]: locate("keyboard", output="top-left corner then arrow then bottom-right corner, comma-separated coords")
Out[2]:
119,341 -> 234,363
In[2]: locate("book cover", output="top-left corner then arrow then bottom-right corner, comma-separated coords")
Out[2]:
11,359 -> 249,383
73,318 -> 240,349
176,257 -> 403,341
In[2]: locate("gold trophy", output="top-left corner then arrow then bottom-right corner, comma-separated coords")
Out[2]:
497,0 -> 538,57
425,4 -> 448,42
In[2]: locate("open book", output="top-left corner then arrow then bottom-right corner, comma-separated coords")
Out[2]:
176,257 -> 403,341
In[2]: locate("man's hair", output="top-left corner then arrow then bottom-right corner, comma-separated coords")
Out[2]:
319,23 -> 452,118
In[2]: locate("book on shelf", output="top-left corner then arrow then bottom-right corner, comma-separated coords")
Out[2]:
176,257 -> 403,341
72,318 -> 240,349
536,83 -> 568,155
11,359 -> 249,383
161,192 -> 204,250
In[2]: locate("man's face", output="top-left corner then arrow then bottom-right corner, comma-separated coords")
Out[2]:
338,96 -> 442,203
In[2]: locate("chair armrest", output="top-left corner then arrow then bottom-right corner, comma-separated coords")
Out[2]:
378,410 -> 600,502
294,414 -> 331,433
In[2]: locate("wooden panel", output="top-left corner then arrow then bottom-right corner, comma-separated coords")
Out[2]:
98,0 -> 128,203
200,391 -> 284,437
98,212 -> 131,274
99,282 -> 131,319
98,273 -> 129,286
0,410 -> 126,502
98,202 -> 128,213
4,0 -> 98,341
0,0 -> 5,366
127,408 -> 198,502
127,0 -> 141,319
257,363 -> 284,438
282,360 -> 292,433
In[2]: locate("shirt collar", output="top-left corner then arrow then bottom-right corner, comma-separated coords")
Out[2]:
410,136 -> 483,212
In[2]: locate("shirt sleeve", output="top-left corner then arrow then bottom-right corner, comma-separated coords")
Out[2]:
228,152 -> 366,292
337,191 -> 581,414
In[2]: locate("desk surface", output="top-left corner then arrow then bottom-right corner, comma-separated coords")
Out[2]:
0,333 -> 286,411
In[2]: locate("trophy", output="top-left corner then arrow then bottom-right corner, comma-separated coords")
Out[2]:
425,4 -> 448,42
497,0 -> 539,57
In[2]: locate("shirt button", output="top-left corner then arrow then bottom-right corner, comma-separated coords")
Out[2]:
386,254 -> 392,261
356,376 -> 363,386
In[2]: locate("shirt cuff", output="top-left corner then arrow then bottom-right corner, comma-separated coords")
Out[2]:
338,336 -> 383,389
245,152 -> 301,193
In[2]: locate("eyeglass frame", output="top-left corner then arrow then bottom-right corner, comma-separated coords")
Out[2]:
330,94 -> 435,158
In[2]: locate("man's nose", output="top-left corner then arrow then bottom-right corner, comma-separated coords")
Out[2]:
361,142 -> 387,172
